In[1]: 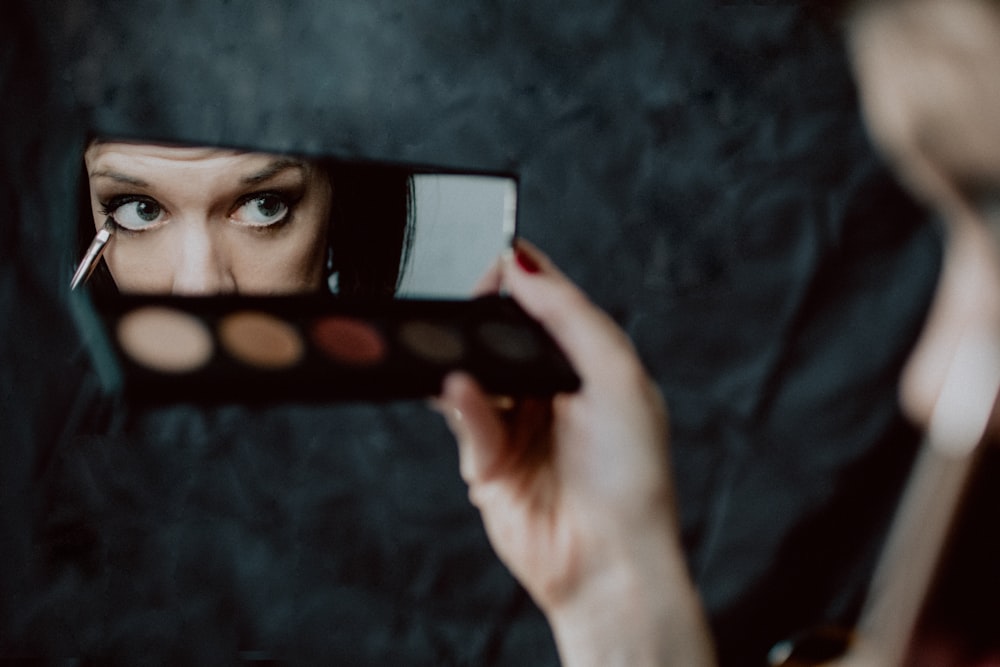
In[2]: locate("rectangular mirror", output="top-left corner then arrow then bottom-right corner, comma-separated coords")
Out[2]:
74,139 -> 516,299
70,139 -> 579,402
399,173 -> 516,298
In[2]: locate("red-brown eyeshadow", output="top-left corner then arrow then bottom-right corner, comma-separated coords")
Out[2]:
310,316 -> 386,366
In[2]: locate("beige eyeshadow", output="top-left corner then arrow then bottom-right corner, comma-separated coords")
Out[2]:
116,306 -> 214,373
218,311 -> 304,369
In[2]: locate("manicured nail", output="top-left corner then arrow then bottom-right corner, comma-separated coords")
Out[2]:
515,246 -> 541,274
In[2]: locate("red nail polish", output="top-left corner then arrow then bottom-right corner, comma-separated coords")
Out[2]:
515,246 -> 541,274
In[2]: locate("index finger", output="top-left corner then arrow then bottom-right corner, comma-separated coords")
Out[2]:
503,240 -> 647,388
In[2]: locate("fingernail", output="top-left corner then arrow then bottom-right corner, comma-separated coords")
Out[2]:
515,245 -> 541,274
443,406 -> 469,441
429,398 -> 464,429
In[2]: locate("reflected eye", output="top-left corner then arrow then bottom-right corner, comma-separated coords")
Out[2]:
103,196 -> 165,231
232,193 -> 290,227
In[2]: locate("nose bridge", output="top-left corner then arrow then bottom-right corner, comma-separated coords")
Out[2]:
171,217 -> 234,295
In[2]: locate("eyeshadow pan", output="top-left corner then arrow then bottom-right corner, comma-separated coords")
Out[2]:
477,320 -> 541,363
311,316 -> 386,366
218,311 -> 304,369
84,292 -> 580,403
117,306 -> 213,373
397,320 -> 465,364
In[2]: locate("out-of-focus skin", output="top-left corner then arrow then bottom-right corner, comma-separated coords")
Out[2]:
846,0 -> 1000,436
84,141 -> 332,295
831,1 -> 1000,664
434,240 -> 716,667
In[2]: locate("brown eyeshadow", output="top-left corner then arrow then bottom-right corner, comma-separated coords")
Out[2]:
116,306 -> 214,373
476,320 -> 541,362
310,316 -> 386,366
218,311 -> 304,369
397,320 -> 465,364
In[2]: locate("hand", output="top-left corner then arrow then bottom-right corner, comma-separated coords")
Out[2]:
434,240 -> 715,666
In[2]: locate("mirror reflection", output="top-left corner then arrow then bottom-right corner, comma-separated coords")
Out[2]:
75,139 -> 516,298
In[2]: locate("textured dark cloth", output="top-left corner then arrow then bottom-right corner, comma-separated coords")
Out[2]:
1,1 -> 980,665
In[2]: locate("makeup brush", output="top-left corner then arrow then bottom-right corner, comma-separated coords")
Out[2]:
70,216 -> 115,290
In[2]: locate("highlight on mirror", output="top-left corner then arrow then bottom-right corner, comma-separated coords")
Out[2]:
73,138 -> 517,299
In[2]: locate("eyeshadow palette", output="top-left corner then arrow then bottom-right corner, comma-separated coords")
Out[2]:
72,292 -> 581,404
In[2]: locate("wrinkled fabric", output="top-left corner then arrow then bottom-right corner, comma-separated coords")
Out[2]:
3,1 -> 986,665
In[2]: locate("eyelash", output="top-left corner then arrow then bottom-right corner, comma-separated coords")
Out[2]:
97,189 -> 303,234
98,194 -> 141,214
233,190 -> 302,232
98,194 -> 158,236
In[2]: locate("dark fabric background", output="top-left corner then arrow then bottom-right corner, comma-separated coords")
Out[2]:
0,1 -> 970,665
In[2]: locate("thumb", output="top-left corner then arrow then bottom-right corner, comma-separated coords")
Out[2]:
436,372 -> 508,485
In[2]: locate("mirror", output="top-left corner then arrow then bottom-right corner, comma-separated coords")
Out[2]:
68,139 -> 579,402
74,139 -> 516,299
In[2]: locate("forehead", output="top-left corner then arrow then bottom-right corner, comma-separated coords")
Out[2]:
84,141 -> 296,176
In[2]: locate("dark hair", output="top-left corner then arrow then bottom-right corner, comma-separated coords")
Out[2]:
800,0 -> 887,28
75,151 -> 414,297
323,160 -> 414,298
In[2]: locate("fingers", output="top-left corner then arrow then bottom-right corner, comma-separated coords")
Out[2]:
435,372 -> 508,484
504,397 -> 554,473
471,255 -> 506,296
504,239 -> 644,388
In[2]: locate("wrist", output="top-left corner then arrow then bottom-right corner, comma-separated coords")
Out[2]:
545,528 -> 716,667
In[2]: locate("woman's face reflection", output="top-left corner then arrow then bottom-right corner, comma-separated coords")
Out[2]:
84,141 -> 332,294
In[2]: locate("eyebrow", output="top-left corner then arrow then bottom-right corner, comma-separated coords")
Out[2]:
88,157 -> 307,188
240,159 -> 308,185
88,170 -> 150,187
